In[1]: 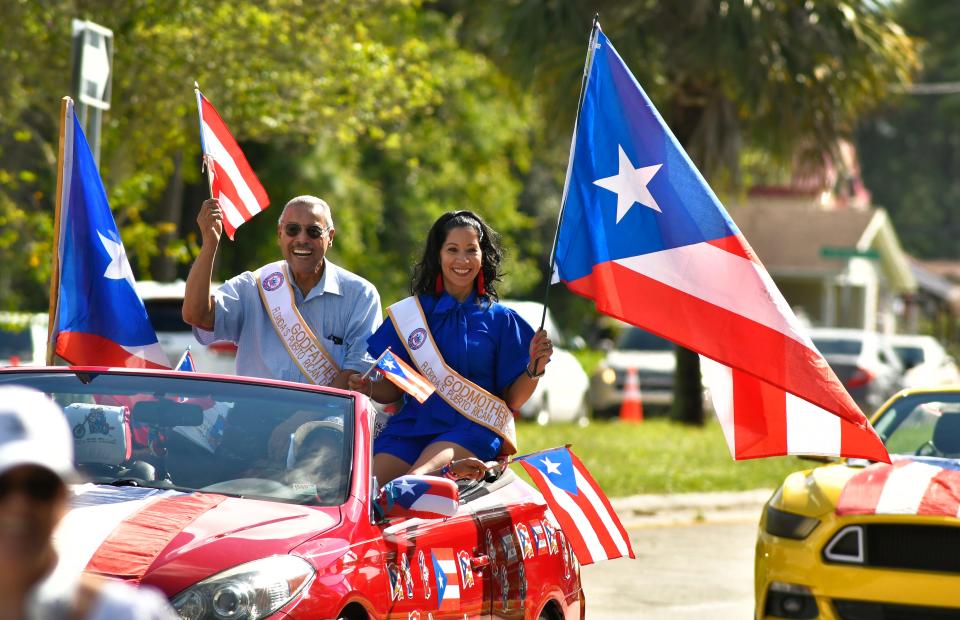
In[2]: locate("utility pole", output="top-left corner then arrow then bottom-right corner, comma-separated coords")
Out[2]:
70,19 -> 113,166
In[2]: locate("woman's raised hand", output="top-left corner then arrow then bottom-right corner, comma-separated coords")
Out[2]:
528,329 -> 554,375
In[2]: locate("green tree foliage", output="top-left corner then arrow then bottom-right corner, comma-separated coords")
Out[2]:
857,0 -> 960,259
450,0 -> 917,424
0,0 -> 537,309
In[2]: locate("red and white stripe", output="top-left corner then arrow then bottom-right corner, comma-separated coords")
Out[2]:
196,91 -> 269,239
701,356 -> 889,461
378,352 -> 435,404
837,459 -> 960,517
55,485 -> 224,582
518,450 -> 634,565
567,232 -> 888,462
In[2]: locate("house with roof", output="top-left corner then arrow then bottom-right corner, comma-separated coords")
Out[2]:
728,141 -> 917,333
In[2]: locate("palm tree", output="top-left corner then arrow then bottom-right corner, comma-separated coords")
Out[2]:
447,0 -> 917,423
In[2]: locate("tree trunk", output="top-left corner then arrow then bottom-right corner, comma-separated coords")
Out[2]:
672,346 -> 705,425
153,150 -> 184,281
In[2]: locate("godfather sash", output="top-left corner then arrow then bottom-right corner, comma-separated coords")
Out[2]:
256,261 -> 339,385
387,296 -> 518,454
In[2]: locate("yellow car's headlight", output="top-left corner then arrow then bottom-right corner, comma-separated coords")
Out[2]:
764,505 -> 820,540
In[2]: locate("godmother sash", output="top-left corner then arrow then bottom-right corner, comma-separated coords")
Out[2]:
256,261 -> 339,385
387,296 -> 518,454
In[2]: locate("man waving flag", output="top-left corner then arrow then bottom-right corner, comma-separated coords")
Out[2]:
47,97 -> 169,368
552,26 -> 888,462
195,85 -> 269,239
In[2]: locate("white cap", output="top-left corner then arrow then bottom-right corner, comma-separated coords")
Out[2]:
0,386 -> 76,480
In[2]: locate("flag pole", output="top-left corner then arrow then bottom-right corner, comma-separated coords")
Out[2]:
46,97 -> 72,365
360,346 -> 391,380
537,14 -> 601,332
194,81 -> 215,198
491,443 -> 573,471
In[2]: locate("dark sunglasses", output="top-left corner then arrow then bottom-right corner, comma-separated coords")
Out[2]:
282,223 -> 327,239
0,470 -> 64,503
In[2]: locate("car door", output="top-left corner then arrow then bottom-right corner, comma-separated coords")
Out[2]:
380,507 -> 491,619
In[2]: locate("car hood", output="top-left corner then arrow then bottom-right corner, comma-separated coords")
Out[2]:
55,484 -> 342,595
604,350 -> 674,371
771,455 -> 960,518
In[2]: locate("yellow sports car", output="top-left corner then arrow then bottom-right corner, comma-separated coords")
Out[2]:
755,387 -> 960,619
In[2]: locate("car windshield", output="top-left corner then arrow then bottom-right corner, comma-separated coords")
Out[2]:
872,392 -> 960,458
617,328 -> 674,351
0,371 -> 354,505
813,338 -> 863,356
893,345 -> 925,368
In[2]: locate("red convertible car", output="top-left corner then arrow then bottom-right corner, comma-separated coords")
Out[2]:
0,366 -> 584,620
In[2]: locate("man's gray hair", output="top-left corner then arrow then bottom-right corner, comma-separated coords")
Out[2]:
278,195 -> 334,229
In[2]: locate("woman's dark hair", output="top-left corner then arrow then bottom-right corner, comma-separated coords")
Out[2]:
411,210 -> 503,301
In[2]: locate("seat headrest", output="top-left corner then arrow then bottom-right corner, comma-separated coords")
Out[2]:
64,404 -> 131,465
932,413 -> 960,456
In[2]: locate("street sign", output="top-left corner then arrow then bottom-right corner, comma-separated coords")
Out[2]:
819,246 -> 880,261
71,20 -> 113,111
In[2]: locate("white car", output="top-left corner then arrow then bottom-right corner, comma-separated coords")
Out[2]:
135,280 -> 237,375
890,334 -> 960,388
500,299 -> 590,425
0,312 -> 48,366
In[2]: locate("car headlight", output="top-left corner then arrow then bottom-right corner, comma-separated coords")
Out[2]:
600,367 -> 617,385
764,505 -> 820,540
171,555 -> 315,620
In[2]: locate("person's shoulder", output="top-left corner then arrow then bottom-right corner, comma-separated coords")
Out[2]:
85,579 -> 176,619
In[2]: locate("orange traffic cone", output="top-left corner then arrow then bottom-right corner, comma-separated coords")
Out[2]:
619,366 -> 644,422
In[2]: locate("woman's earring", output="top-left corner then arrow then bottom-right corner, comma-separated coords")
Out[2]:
476,271 -> 486,296
435,274 -> 444,294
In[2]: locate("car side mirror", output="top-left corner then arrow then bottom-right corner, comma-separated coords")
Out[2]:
374,474 -> 459,520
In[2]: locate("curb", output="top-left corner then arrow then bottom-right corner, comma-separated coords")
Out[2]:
610,489 -> 773,527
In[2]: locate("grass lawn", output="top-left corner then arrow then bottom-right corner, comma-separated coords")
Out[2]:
514,418 -> 811,497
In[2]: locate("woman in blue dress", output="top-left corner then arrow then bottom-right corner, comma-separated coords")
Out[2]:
349,211 -> 553,484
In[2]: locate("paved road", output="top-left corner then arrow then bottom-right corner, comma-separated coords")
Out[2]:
580,518 -> 760,619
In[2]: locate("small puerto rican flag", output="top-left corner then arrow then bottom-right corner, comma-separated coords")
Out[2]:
431,548 -> 460,612
174,347 -> 196,372
376,349 -> 435,403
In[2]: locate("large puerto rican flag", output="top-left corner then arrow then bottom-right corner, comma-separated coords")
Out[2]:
51,98 -> 169,369
195,87 -> 269,239
552,27 -> 888,462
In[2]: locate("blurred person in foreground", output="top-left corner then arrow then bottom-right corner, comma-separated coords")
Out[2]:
0,386 -> 176,619
350,210 -> 553,484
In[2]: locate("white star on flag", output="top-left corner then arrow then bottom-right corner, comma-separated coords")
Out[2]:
592,145 -> 663,222
397,478 -> 416,495
382,359 -> 396,371
540,457 -> 562,476
97,231 -> 136,289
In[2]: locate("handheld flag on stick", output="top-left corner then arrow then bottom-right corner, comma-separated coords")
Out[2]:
515,446 -> 634,565
551,25 -> 888,462
375,348 -> 435,404
194,84 -> 270,239
175,347 -> 196,372
46,97 -> 169,369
